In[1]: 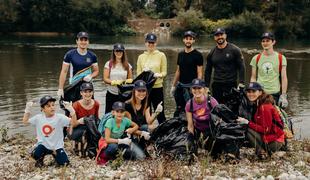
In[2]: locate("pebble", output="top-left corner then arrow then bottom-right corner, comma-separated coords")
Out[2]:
294,161 -> 305,167
266,175 -> 274,180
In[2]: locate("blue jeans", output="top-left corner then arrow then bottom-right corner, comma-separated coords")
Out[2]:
32,144 -> 69,165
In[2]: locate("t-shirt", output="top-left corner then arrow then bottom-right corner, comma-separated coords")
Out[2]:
73,100 -> 100,119
204,43 -> 245,87
104,117 -> 132,139
63,49 -> 98,80
125,102 -> 149,126
29,113 -> 70,150
104,61 -> 132,95
250,52 -> 287,94
177,49 -> 203,84
185,96 -> 218,131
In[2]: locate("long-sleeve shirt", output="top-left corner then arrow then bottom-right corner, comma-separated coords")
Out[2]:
204,43 -> 245,87
137,50 -> 167,88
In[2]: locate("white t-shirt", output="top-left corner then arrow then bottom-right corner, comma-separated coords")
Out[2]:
104,61 -> 132,95
29,113 -> 70,150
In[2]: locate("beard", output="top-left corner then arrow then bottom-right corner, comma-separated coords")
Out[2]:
216,38 -> 225,45
185,43 -> 192,49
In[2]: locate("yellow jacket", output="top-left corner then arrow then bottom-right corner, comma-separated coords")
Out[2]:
137,50 -> 167,88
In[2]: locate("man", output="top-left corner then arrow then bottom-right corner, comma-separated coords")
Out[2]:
57,32 -> 99,98
171,30 -> 203,117
136,33 -> 167,124
204,28 -> 245,104
250,32 -> 288,108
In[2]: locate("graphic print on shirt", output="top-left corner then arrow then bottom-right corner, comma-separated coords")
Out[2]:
86,57 -> 91,63
226,53 -> 230,58
196,108 -> 206,116
262,62 -> 274,74
42,124 -> 55,137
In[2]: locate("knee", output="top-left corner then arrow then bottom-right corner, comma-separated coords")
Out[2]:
32,144 -> 47,160
104,144 -> 119,157
55,149 -> 69,165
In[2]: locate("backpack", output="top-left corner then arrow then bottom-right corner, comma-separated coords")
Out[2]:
273,105 -> 294,139
98,112 -> 114,136
255,52 -> 283,80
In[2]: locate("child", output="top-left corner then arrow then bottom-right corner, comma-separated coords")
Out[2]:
23,95 -> 78,167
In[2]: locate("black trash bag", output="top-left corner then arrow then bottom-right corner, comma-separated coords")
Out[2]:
83,115 -> 101,158
117,71 -> 156,101
238,93 -> 256,121
211,104 -> 238,123
222,87 -> 243,114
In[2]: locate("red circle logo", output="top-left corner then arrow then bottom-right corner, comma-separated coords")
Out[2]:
42,125 -> 54,137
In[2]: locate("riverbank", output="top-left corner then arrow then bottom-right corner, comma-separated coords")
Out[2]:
1,132 -> 309,179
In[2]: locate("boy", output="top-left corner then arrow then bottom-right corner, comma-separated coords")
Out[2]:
23,95 -> 78,167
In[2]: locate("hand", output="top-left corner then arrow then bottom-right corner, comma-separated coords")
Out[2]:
155,101 -> 163,114
83,74 -> 92,82
141,131 -> 151,140
25,102 -> 34,114
170,86 -> 176,97
63,101 -> 75,116
57,89 -> 64,98
238,83 -> 245,90
125,128 -> 135,135
125,79 -> 133,84
143,67 -> 150,72
111,80 -> 123,86
78,117 -> 84,124
237,117 -> 249,125
118,138 -> 132,145
279,94 -> 288,109
154,73 -> 163,78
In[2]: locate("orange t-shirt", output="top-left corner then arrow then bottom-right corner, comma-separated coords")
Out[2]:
73,100 -> 100,119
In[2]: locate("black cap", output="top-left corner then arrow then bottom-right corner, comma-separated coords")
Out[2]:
134,80 -> 147,90
214,28 -> 226,36
40,95 -> 56,107
246,82 -> 263,91
77,32 -> 89,39
184,31 -> 196,38
80,82 -> 94,91
261,32 -> 274,40
113,43 -> 125,51
112,101 -> 125,111
191,78 -> 205,88
145,33 -> 157,42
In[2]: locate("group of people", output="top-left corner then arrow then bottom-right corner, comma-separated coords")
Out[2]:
22,28 -> 289,167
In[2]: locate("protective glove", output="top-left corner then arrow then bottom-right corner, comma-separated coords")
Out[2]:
155,101 -> 163,114
141,131 -> 151,140
154,73 -> 163,78
125,79 -> 133,84
238,83 -> 245,90
111,80 -> 123,86
24,102 -> 34,114
279,94 -> 288,109
57,89 -> 64,98
63,101 -> 75,116
78,117 -> 85,125
83,74 -> 92,82
118,137 -> 132,145
237,117 -> 249,125
170,86 -> 176,97
143,67 -> 150,72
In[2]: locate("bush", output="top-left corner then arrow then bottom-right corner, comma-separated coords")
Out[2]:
273,16 -> 304,39
203,19 -> 232,35
114,25 -> 136,36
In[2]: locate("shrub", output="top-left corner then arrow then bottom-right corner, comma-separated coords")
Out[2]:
203,19 -> 232,35
273,16 -> 304,39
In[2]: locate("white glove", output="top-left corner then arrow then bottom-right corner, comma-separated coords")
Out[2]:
279,94 -> 288,109
78,117 -> 84,124
143,67 -> 150,72
118,138 -> 132,145
155,101 -> 163,114
24,102 -> 34,114
57,89 -> 64,98
83,74 -> 92,82
170,86 -> 176,97
237,117 -> 249,125
63,101 -> 75,116
141,131 -> 151,140
238,83 -> 245,90
154,73 -> 163,78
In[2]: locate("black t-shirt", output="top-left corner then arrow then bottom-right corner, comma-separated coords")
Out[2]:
177,49 -> 203,84
125,102 -> 148,126
204,43 -> 245,87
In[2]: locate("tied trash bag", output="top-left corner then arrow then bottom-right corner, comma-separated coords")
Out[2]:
223,87 -> 243,113
151,117 -> 197,160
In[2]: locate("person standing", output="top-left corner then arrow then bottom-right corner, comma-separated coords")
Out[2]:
250,32 -> 288,108
204,28 -> 245,104
136,33 -> 167,124
57,32 -> 99,99
171,30 -> 203,117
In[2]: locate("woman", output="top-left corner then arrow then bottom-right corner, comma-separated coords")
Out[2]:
185,79 -> 218,148
237,82 -> 284,158
103,43 -> 133,113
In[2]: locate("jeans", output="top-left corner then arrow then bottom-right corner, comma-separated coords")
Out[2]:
211,81 -> 237,104
104,143 -> 138,160
32,144 -> 69,165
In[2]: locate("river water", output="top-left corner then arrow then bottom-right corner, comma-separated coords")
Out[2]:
0,35 -> 309,139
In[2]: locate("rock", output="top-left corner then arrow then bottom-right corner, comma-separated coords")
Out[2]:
278,172 -> 289,180
272,151 -> 286,159
266,175 -> 274,180
32,175 -> 44,180
294,161 -> 305,167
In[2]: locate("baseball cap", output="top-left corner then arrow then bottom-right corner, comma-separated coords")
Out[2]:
134,80 -> 147,90
261,32 -> 275,40
112,101 -> 125,111
246,82 -> 263,91
80,82 -> 94,91
184,31 -> 196,38
145,33 -> 157,42
191,78 -> 205,88
77,32 -> 89,39
113,43 -> 125,51
214,28 -> 226,36
40,95 -> 56,107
